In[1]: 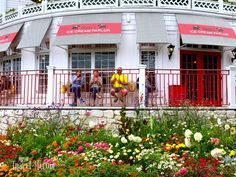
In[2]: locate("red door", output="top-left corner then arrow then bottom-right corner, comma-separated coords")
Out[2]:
180,50 -> 221,106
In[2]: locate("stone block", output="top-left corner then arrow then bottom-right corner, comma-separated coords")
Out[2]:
114,110 -> 121,116
91,110 -> 104,118
104,110 -> 114,119
125,111 -> 137,118
227,111 -> 235,119
227,118 -> 236,125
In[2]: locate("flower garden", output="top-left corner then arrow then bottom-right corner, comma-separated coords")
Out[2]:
0,108 -> 236,177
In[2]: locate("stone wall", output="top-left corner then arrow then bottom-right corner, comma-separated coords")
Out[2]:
0,108 -> 236,134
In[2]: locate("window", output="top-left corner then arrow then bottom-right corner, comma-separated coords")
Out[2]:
141,51 -> 155,69
2,60 -> 11,74
39,55 -> 49,70
141,51 -> 156,91
38,55 -> 49,94
71,53 -> 92,92
95,52 -> 115,70
72,53 -> 91,70
95,52 -> 115,92
1,57 -> 21,94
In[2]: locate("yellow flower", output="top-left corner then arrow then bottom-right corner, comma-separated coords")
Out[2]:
229,150 -> 235,157
46,145 -> 51,149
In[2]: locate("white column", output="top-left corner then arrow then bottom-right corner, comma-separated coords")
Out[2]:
46,65 -> 55,105
138,65 -> 146,108
228,65 -> 236,108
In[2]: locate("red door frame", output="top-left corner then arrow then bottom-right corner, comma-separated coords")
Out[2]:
180,50 -> 221,106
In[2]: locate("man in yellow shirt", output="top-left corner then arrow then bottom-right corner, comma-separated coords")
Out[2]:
110,67 -> 128,103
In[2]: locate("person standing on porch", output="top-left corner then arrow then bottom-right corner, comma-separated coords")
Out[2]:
70,69 -> 85,106
110,67 -> 128,103
90,69 -> 102,106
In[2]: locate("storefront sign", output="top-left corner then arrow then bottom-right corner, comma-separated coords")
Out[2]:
0,32 -> 17,44
57,23 -> 121,36
178,24 -> 236,38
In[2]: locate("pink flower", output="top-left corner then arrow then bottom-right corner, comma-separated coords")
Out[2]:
176,167 -> 187,176
78,146 -> 84,152
51,163 -> 57,168
85,143 -> 91,147
77,141 -> 83,145
211,138 -> 220,145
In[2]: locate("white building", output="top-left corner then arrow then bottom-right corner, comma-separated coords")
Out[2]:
0,0 -> 236,108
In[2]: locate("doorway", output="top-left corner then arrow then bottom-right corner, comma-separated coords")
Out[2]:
180,50 -> 221,106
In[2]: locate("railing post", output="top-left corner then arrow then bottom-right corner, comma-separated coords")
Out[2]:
18,5 -> 22,18
42,0 -> 47,13
46,65 -> 55,105
219,0 -> 223,13
138,65 -> 146,108
2,13 -> 5,23
228,65 -> 236,108
75,0 -> 80,8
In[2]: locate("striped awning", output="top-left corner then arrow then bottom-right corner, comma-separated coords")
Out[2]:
54,13 -> 122,46
0,24 -> 23,52
136,13 -> 168,44
176,15 -> 236,47
17,18 -> 52,49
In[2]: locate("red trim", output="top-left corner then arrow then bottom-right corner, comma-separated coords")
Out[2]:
178,24 -> 236,38
0,32 -> 18,44
57,23 -> 121,36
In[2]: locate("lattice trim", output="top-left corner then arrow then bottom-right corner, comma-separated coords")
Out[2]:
81,0 -> 117,7
224,4 -> 236,12
159,0 -> 189,7
193,0 -> 219,10
5,12 -> 18,22
121,0 -> 155,6
47,1 -> 77,10
22,6 -> 43,15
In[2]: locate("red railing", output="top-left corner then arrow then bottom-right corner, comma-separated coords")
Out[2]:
53,69 -> 139,107
148,69 -> 229,107
0,70 -> 47,106
0,69 -> 229,107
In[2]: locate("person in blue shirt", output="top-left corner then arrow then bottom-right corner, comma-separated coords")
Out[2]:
70,69 -> 84,106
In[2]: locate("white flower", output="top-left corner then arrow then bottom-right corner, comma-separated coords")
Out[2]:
112,134 -> 119,138
194,132 -> 203,142
184,129 -> 193,138
121,137 -> 128,144
211,148 -> 225,158
217,118 -> 222,125
224,124 -> 230,130
133,136 -> 142,143
128,134 -> 135,141
184,138 -> 191,148
89,121 -> 96,128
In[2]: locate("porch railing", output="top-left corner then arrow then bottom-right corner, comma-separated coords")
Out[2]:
0,68 -> 229,107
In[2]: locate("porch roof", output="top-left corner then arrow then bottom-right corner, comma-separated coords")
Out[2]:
17,18 -> 52,49
0,24 -> 23,52
136,13 -> 168,44
53,13 -> 122,46
176,15 -> 236,47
